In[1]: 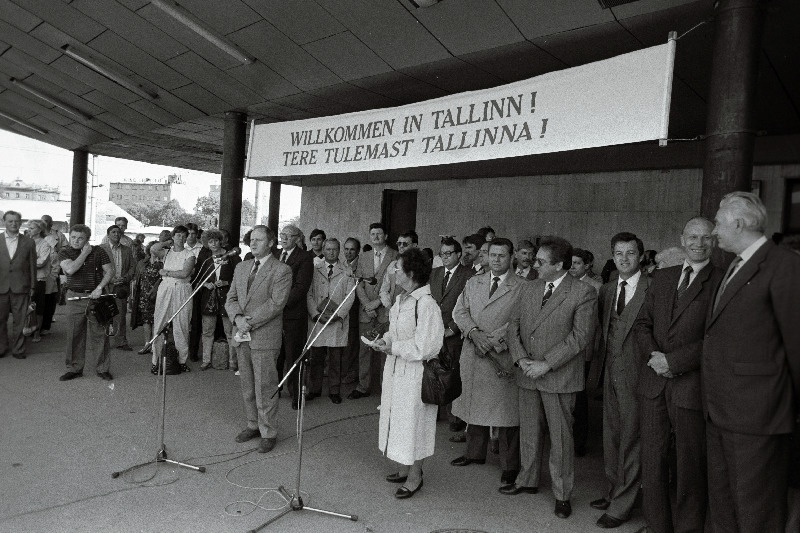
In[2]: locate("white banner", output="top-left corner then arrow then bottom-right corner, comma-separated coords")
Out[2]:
246,41 -> 675,178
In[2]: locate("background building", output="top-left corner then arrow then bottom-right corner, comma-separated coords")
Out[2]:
108,174 -> 182,211
0,178 -> 60,201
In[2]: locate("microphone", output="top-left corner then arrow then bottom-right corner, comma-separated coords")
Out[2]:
353,276 -> 377,285
220,247 -> 241,258
68,285 -> 129,301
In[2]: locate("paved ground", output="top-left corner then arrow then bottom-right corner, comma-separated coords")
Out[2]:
0,308 -> 647,533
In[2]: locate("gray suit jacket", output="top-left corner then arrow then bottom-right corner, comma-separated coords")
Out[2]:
225,254 -> 292,350
355,247 -> 397,323
0,233 -> 36,294
509,274 -> 597,393
100,243 -> 136,285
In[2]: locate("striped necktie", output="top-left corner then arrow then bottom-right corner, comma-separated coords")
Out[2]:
676,265 -> 692,300
247,260 -> 260,292
541,282 -> 554,308
616,280 -> 627,315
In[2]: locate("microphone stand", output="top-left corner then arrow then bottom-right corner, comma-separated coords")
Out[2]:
248,276 -> 361,532
112,255 -> 230,479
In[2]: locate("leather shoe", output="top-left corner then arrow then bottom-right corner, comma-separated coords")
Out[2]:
500,469 -> 518,485
450,456 -> 485,467
235,427 -> 260,443
347,389 -> 369,400
12,353 -> 26,359
395,479 -> 423,499
59,371 -> 83,381
258,438 -> 276,454
498,484 -> 538,495
306,392 -> 320,401
449,433 -> 466,443
385,472 -> 408,483
329,394 -> 342,404
448,420 -> 466,432
97,372 -> 113,381
590,497 -> 611,510
555,499 -> 572,519
117,344 -> 133,351
596,513 -> 626,528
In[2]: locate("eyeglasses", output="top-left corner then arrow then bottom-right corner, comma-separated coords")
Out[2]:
439,251 -> 458,258
533,258 -> 551,266
396,241 -> 411,248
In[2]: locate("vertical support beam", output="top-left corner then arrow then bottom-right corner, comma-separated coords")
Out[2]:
701,0 -> 763,223
219,111 -> 246,245
70,149 -> 88,226
268,181 -> 281,236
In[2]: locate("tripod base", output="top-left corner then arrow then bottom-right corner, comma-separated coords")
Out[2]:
247,485 -> 357,532
111,444 -> 206,478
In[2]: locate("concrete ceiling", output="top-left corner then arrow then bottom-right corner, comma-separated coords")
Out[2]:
0,0 -> 797,176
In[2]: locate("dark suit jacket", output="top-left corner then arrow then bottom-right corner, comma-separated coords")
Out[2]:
634,263 -> 722,410
274,246 -> 313,321
702,241 -> 800,435
99,243 -> 136,285
429,264 -> 473,334
0,233 -> 36,294
509,274 -> 597,393
593,275 -> 650,391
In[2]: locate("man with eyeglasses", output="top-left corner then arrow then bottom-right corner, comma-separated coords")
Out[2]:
275,224 -> 313,409
430,237 -> 474,438
379,231 -> 417,310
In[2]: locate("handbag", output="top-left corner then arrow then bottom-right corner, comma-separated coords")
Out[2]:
421,356 -> 462,405
202,287 -> 220,315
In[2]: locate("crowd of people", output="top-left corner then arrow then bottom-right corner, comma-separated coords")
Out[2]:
2,189 -> 798,531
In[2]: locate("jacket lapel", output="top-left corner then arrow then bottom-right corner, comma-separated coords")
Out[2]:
0,235 -> 10,261
670,263 -> 710,325
531,275 -> 570,332
243,256 -> 271,306
486,272 -> 514,307
709,242 -> 771,326
374,249 -> 392,280
618,276 -> 649,338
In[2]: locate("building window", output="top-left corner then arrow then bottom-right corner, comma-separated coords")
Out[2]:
783,178 -> 800,234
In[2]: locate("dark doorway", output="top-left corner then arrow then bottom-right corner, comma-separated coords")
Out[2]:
381,189 -> 418,248
783,178 -> 800,234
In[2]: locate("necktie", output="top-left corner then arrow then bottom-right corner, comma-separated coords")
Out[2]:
247,260 -> 260,292
714,256 -> 742,311
541,282 -> 554,308
616,280 -> 627,316
327,263 -> 334,280
280,250 -> 287,263
676,265 -> 692,300
443,270 -> 451,289
489,276 -> 500,298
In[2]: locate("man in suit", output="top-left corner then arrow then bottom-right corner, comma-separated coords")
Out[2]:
461,233 -> 483,274
591,232 -> 650,529
349,222 -> 397,399
703,191 -> 800,532
503,236 -> 596,520
633,217 -> 721,533
451,238 -> 523,487
0,210 -> 36,359
514,239 -> 538,280
570,247 -> 602,457
226,226 -> 292,454
430,237 -> 474,436
342,237 -> 361,385
309,228 -> 326,268
306,238 -> 356,404
100,225 -> 136,351
275,224 -> 313,409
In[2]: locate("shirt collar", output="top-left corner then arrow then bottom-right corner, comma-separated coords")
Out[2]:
445,264 -> 459,275
490,270 -> 509,284
5,230 -> 19,240
738,235 -> 768,263
618,269 -> 642,289
682,258 -> 710,274
549,271 -> 569,290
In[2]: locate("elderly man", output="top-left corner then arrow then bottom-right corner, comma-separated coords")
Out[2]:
306,238 -> 356,404
503,236 -> 596,520
514,240 -> 538,280
591,232 -> 650,529
59,224 -> 115,381
275,224 -> 313,409
350,222 -> 397,399
430,237 -> 474,436
1,211 -> 36,359
100,225 -> 136,351
101,217 -> 133,247
451,238 -> 523,486
633,217 -> 721,533
226,226 -> 291,454
703,192 -> 800,532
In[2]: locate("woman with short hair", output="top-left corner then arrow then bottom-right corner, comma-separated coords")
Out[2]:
372,247 -> 444,499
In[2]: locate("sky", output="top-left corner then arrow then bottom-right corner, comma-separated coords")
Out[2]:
0,129 -> 302,222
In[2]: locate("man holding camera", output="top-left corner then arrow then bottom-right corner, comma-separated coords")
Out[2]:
59,224 -> 115,382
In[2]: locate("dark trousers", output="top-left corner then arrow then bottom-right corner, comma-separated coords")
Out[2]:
706,418 -> 789,533
309,346 -> 344,395
65,294 -> 110,373
187,292 -> 203,360
0,291 -> 29,357
442,335 -> 464,426
278,318 -> 308,400
639,390 -> 707,533
41,292 -> 58,331
573,361 -> 591,451
466,424 -> 520,471
342,325 -> 359,384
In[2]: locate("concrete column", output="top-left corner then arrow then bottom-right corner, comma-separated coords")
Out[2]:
268,181 -> 281,236
219,111 -> 246,245
70,149 -> 88,226
700,0 -> 763,222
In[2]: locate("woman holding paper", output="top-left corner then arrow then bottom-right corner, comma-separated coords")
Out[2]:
371,247 -> 444,499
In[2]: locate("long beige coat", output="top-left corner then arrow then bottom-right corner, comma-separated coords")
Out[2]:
306,260 -> 355,347
451,271 -> 524,427
378,286 -> 444,465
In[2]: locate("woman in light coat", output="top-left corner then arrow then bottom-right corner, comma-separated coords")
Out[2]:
372,247 -> 444,499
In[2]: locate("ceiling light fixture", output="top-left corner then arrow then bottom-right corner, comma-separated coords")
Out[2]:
0,110 -> 48,135
410,0 -> 440,7
10,78 -> 93,121
62,45 -> 159,100
151,0 -> 255,64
